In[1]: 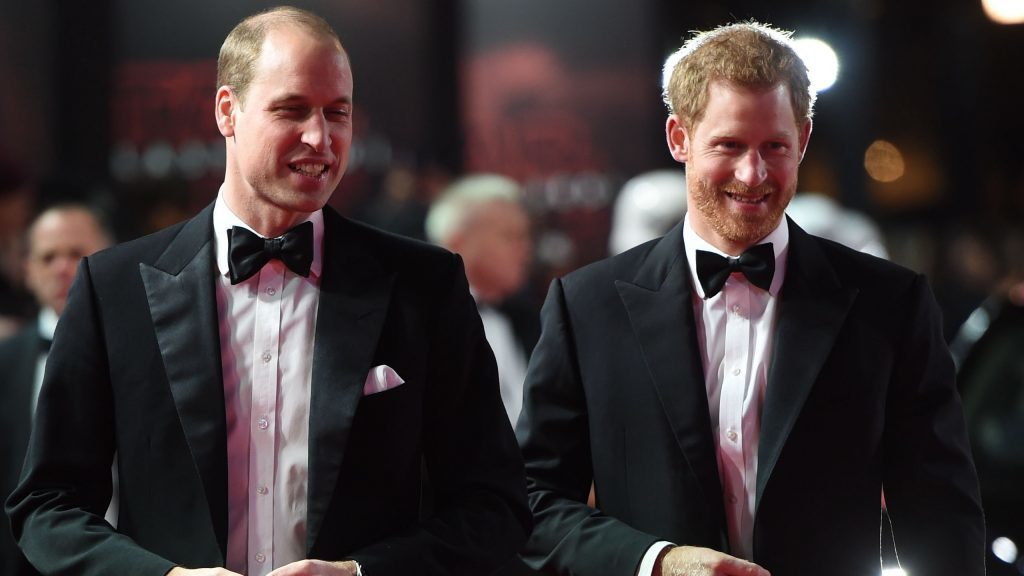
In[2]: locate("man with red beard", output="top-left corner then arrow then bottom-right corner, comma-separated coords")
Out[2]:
7,7 -> 529,576
516,22 -> 984,576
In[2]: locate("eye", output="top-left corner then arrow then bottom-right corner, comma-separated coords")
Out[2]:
326,108 -> 351,121
273,105 -> 306,117
714,140 -> 742,153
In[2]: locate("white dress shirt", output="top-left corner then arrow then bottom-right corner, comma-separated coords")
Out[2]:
31,306 -> 59,418
477,302 -> 528,426
638,214 -> 788,574
213,193 -> 324,576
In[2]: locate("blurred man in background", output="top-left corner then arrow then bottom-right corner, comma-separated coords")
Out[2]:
0,203 -> 112,576
427,173 -> 536,425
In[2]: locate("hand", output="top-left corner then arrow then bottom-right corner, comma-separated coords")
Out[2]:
164,565 -> 242,569
267,559 -> 360,576
656,546 -> 770,576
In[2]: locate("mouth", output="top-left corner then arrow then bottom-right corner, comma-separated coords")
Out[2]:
725,190 -> 769,204
289,162 -> 330,179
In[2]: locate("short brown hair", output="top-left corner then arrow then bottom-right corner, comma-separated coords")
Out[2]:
217,5 -> 344,104
662,21 -> 814,128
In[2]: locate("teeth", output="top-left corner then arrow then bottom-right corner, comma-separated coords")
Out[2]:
291,163 -> 327,177
727,192 -> 766,204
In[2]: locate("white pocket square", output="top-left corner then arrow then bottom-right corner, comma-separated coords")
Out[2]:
363,364 -> 406,396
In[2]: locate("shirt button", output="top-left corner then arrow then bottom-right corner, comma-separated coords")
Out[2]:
266,287 -> 276,296
732,368 -> 741,376
726,429 -> 738,442
257,486 -> 269,495
261,351 -> 272,363
257,417 -> 269,430
732,304 -> 741,313
728,495 -> 738,504
255,553 -> 266,563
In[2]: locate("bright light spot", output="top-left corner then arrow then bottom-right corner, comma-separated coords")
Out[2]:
982,0 -> 1024,24
662,49 -> 684,94
864,140 -> 906,182
993,536 -> 1019,564
881,569 -> 907,576
793,37 -> 840,93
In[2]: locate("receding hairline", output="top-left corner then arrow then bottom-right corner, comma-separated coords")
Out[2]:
247,9 -> 344,47
217,6 -> 349,99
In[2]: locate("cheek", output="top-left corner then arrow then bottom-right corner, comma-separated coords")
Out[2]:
693,158 -> 732,184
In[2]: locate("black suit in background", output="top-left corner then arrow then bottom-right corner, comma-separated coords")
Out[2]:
517,218 -> 985,576
0,324 -> 41,576
7,203 -> 531,576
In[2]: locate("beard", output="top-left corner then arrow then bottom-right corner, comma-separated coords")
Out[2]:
689,177 -> 795,249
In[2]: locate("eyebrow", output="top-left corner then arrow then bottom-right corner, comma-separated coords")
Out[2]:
270,94 -> 353,106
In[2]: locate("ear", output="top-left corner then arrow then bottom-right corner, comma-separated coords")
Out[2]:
444,229 -> 467,255
666,114 -> 691,164
215,86 -> 237,138
797,118 -> 813,162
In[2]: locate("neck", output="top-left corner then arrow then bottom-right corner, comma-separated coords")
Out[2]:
222,188 -> 310,238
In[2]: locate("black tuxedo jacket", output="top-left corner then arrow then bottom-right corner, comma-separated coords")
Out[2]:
0,325 -> 41,576
7,204 -> 530,575
516,218 -> 984,576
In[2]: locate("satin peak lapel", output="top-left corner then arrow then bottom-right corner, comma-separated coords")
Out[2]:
615,223 -> 727,536
139,205 -> 229,556
306,213 -> 396,553
755,221 -> 857,510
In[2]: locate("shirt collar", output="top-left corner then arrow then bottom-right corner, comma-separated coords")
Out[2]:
683,212 -> 790,299
212,187 -> 325,280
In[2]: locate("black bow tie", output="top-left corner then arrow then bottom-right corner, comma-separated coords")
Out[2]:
227,221 -> 314,285
39,335 -> 52,353
695,242 -> 775,298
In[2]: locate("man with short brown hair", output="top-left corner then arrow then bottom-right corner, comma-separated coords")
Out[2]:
517,21 -> 984,576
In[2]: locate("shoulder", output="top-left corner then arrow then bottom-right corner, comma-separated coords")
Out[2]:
805,232 -> 921,287
87,214 -> 199,272
791,229 -> 932,313
0,324 -> 35,359
563,237 -> 664,290
326,209 -> 462,281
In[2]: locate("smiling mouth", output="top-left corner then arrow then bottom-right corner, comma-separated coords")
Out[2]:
289,163 -> 330,178
725,191 -> 769,204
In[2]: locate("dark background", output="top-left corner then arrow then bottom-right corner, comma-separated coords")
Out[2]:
1,0 -> 1021,296
2,1 -> 1024,572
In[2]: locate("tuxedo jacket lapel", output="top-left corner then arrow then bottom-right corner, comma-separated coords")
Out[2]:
616,223 -> 727,536
755,219 -> 858,510
306,210 -> 396,553
139,204 -> 229,556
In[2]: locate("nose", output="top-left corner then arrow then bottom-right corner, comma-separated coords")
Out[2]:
56,255 -> 80,278
301,111 -> 331,152
735,150 -> 768,188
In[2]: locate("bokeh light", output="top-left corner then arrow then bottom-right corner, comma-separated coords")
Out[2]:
982,0 -> 1024,24
992,536 -> 1019,564
864,140 -> 906,182
793,37 -> 840,93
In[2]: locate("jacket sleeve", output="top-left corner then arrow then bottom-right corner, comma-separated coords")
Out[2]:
881,273 -> 986,575
515,278 -> 659,575
5,258 -> 176,576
